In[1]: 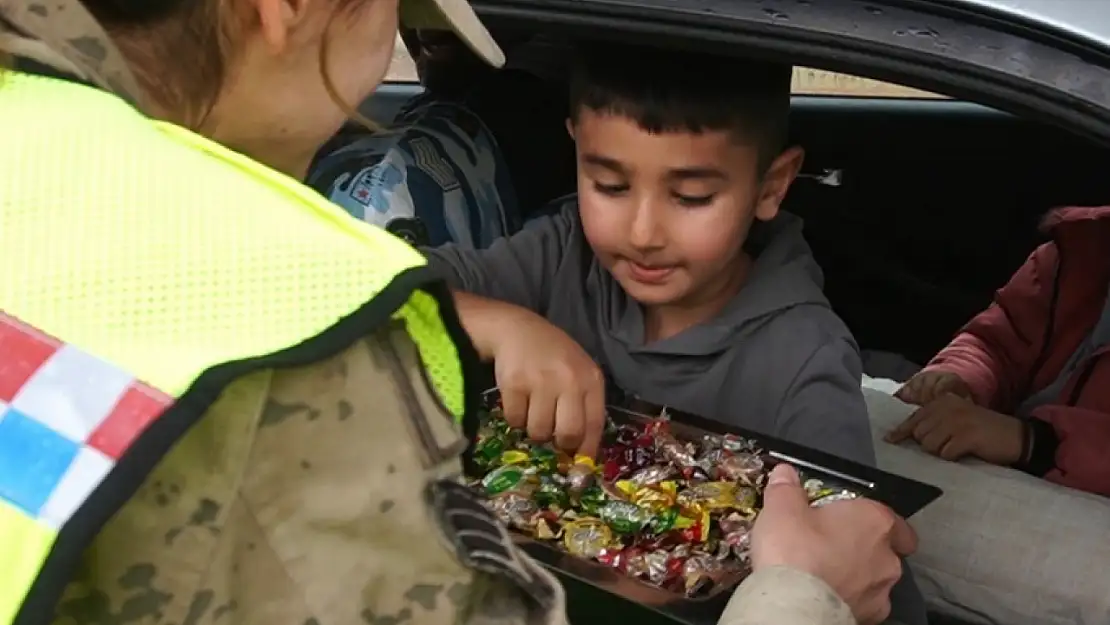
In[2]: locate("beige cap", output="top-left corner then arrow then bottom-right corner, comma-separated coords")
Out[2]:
399,0 -> 505,68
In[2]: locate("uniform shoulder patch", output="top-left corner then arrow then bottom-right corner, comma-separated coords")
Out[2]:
427,479 -> 556,610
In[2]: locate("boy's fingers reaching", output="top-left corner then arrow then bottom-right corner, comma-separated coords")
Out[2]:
578,385 -> 606,459
526,390 -> 557,443
553,394 -> 585,453
501,388 -> 529,429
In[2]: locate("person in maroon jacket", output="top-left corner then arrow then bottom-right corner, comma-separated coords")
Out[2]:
887,205 -> 1110,497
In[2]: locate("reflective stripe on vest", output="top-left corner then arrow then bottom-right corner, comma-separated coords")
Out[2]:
0,312 -> 172,624
0,70 -> 480,624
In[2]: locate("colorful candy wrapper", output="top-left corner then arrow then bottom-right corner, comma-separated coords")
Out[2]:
563,518 -> 615,558
717,453 -> 765,485
626,464 -> 677,487
481,464 -> 538,497
682,553 -> 733,596
567,455 -> 597,497
472,403 -> 862,599
488,492 -> 540,531
811,489 -> 860,507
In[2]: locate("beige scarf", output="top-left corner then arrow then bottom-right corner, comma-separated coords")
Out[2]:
0,0 -> 147,110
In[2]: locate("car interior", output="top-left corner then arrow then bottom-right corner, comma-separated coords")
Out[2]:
359,26 -> 1110,625
366,35 -> 1110,375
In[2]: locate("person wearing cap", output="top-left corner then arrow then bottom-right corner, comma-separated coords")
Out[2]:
0,1 -> 913,624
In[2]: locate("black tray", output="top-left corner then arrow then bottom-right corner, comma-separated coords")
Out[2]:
473,389 -> 942,625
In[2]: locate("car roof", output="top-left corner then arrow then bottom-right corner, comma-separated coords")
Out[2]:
928,0 -> 1110,49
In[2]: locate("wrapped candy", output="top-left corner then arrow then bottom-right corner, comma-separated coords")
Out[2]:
626,464 -> 677,487
603,443 -> 656,481
488,492 -> 540,531
682,553 -> 735,595
717,453 -> 765,485
534,473 -> 570,510
566,455 -> 597,498
481,463 -> 541,497
470,403 -> 863,599
529,446 -> 561,473
811,489 -> 860,507
677,481 -> 757,516
563,518 -> 616,558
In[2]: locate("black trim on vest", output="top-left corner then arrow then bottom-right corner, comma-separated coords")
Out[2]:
13,267 -> 484,625
10,56 -> 99,91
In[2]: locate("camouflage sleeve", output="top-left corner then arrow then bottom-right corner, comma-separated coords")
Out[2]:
306,101 -> 521,249
248,323 -> 571,625
56,323 -> 569,625
717,566 -> 856,625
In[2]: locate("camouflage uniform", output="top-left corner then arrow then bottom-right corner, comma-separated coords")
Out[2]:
0,3 -> 865,625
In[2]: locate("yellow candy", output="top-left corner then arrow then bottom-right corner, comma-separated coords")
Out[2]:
573,454 -> 596,469
500,450 -> 530,465
678,481 -> 754,514
615,480 -> 637,497
633,486 -> 679,511
562,518 -> 613,558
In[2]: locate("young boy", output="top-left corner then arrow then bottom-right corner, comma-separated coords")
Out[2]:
429,44 -> 927,625
428,43 -> 872,467
888,206 -> 1110,497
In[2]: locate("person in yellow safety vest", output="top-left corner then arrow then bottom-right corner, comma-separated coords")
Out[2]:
0,1 -> 917,625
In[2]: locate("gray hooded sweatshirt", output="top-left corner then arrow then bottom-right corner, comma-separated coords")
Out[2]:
424,198 -> 874,466
424,198 -> 926,625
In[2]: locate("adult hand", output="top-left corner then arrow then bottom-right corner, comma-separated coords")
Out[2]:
895,369 -> 973,406
752,465 -> 917,625
885,392 -> 1024,464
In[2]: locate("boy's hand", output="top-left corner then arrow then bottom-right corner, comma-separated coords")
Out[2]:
895,370 -> 973,406
492,307 -> 606,458
885,393 -> 1024,465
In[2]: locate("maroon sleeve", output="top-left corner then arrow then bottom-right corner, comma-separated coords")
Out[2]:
924,244 -> 1059,412
1026,405 -> 1110,496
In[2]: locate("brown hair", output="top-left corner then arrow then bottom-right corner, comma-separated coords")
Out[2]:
84,0 -> 377,130
569,43 -> 792,174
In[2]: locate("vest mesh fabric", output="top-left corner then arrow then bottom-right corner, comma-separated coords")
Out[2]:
0,71 -> 464,415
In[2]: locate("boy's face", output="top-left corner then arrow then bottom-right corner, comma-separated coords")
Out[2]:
569,108 -> 803,310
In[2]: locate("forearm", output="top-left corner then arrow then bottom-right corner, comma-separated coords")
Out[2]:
451,290 -> 532,362
717,566 -> 855,625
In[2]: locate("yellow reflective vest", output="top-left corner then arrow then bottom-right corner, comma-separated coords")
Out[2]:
0,69 -> 477,625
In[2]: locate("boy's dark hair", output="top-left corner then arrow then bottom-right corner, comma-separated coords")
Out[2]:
568,44 -> 793,172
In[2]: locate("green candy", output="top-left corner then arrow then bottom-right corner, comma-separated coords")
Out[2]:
473,435 -> 507,468
647,507 -> 681,534
482,465 -> 526,495
578,484 -> 607,515
598,501 -> 654,534
534,474 -> 569,509
529,446 -> 558,472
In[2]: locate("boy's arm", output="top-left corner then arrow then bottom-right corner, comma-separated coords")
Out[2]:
775,338 -> 876,466
423,201 -> 577,313
924,243 -> 1059,411
1022,405 -> 1110,496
